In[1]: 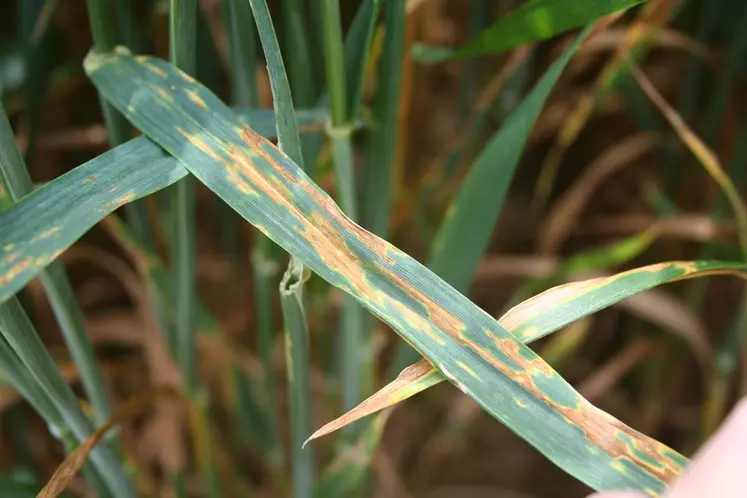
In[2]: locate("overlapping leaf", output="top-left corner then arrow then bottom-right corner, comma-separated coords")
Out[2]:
413,0 -> 645,63
0,108 -> 327,304
86,47 -> 690,493
392,23 -> 590,375
310,260 -> 746,440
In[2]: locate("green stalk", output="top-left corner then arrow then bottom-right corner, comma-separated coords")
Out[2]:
250,242 -> 284,469
249,0 -> 313,486
0,298 -> 133,498
320,0 -> 369,413
240,3 -> 288,467
280,0 -> 316,107
664,0 -> 721,195
0,334 -> 69,443
363,0 -> 405,238
280,259 -> 315,498
224,0 -> 279,472
85,0 -> 153,250
169,3 -> 221,497
0,336 -> 112,498
459,0 -> 491,118
281,0 -> 324,174
0,108 -> 112,427
226,0 -> 259,109
169,0 -> 198,394
344,0 -> 382,121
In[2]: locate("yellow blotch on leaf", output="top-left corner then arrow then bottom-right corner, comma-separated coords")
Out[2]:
186,89 -> 208,110
456,361 -> 479,380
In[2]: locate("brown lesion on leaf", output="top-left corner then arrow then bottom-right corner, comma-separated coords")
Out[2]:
176,68 -> 197,84
99,192 -> 136,212
142,60 -> 168,78
494,338 -> 556,378
82,176 -> 96,184
234,119 -> 678,483
155,87 -> 174,102
178,129 -> 226,165
570,400 -> 683,484
3,253 -> 19,264
0,257 -> 33,286
478,326 -> 682,483
225,167 -> 257,196
32,226 -> 60,242
185,89 -> 208,110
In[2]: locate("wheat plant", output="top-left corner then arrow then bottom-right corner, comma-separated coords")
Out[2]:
0,1 -> 745,497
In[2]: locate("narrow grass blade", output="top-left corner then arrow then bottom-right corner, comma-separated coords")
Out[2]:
362,0 -> 405,238
0,107 -> 113,427
318,0 -> 371,414
539,132 -> 663,254
313,260 -> 747,439
413,0 -> 645,63
0,333 -> 69,441
533,0 -> 679,212
19,0 -> 52,165
280,258 -> 315,498
631,64 -> 747,259
308,360 -> 438,442
250,0 -> 314,486
0,108 -> 327,304
0,182 -> 105,498
390,25 -> 590,374
429,28 -> 586,292
511,230 -> 658,308
0,299 -> 133,498
280,0 -> 316,107
344,0 -> 382,119
168,0 -> 199,398
85,0 -> 152,248
38,387 -> 179,498
88,50 -> 691,493
249,0 -> 304,169
225,0 -> 258,108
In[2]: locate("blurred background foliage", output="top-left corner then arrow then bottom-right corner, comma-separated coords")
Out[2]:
2,0 -> 747,496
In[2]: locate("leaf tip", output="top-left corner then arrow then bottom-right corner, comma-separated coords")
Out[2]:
83,45 -> 130,74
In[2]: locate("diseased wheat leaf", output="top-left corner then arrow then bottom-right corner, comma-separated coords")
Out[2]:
86,47 -> 689,494
310,260 -> 747,439
0,108 -> 327,304
392,24 -> 591,374
413,0 -> 645,63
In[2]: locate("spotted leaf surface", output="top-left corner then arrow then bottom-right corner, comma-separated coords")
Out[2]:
86,48 -> 687,494
0,109 -> 327,304
312,260 -> 747,440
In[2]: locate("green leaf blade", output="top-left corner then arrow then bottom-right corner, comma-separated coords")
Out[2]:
0,137 -> 182,304
86,49 -> 688,493
0,107 -> 326,305
314,260 -> 746,448
415,0 -> 645,63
